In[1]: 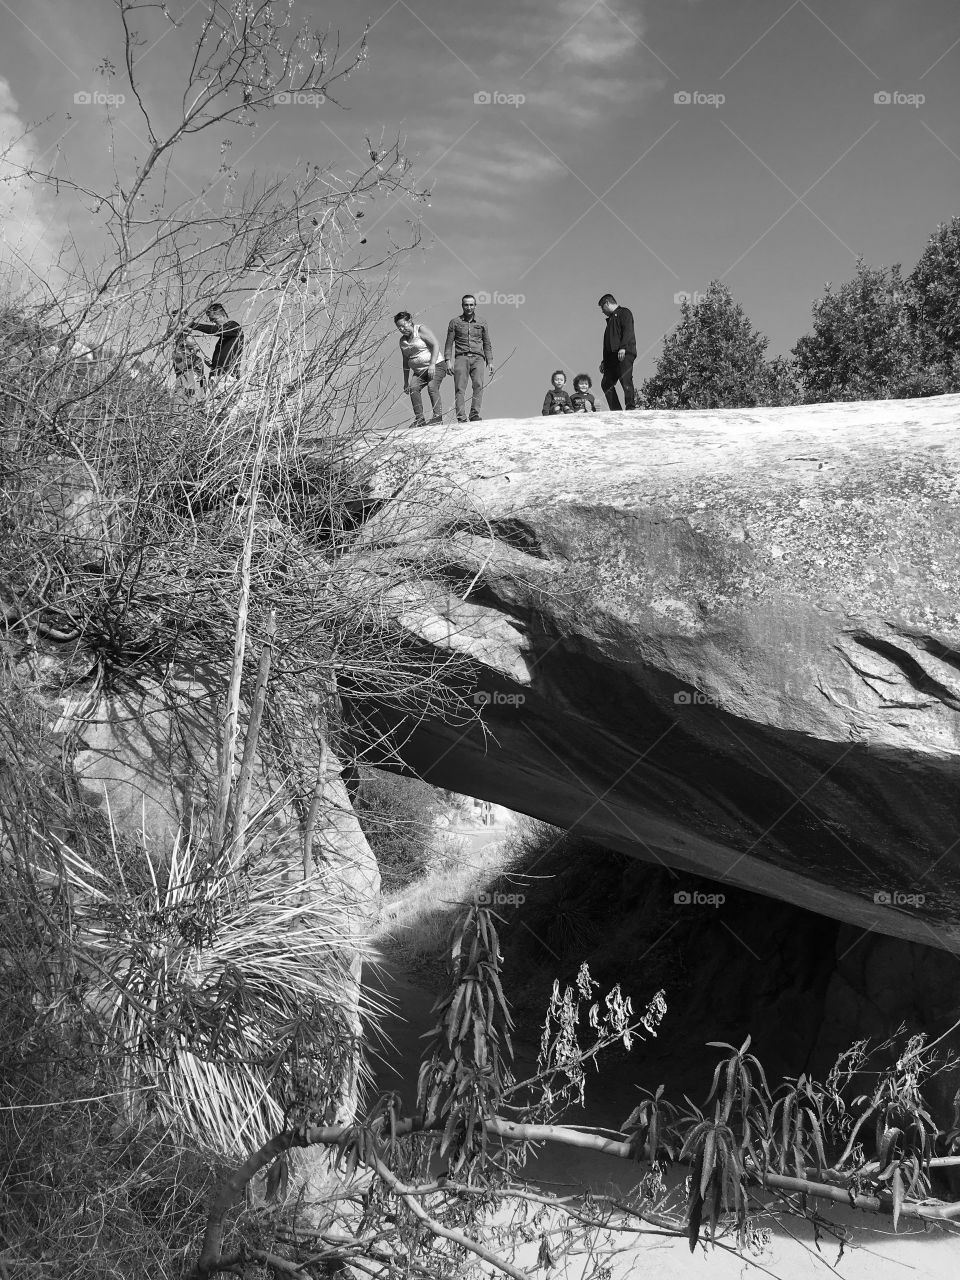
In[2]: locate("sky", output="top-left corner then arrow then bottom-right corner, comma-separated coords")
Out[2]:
1,0 -> 960,420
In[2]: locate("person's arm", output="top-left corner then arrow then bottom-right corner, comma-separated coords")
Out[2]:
444,319 -> 456,366
401,349 -> 410,391
482,319 -> 493,369
419,325 -> 440,374
619,308 -> 636,358
542,390 -> 554,416
189,319 -> 221,335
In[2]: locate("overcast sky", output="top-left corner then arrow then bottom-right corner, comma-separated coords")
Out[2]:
2,0 -> 960,420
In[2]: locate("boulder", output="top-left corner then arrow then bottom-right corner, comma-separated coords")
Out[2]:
369,395 -> 960,952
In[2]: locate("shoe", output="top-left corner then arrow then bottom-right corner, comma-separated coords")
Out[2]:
428,413 -> 444,424
412,417 -> 426,427
469,413 -> 482,421
457,417 -> 468,423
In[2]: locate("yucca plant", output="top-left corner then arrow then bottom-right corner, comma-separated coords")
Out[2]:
34,819 -> 381,1159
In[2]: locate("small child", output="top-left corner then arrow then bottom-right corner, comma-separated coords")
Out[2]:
172,331 -> 207,400
542,369 -> 573,416
569,373 -> 597,413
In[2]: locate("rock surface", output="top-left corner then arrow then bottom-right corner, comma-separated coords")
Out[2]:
369,395 -> 960,951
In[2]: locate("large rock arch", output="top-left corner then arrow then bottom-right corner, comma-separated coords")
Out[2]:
369,394 -> 960,953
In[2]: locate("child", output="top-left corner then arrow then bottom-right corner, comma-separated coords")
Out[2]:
569,373 -> 597,413
172,331 -> 207,400
542,369 -> 573,416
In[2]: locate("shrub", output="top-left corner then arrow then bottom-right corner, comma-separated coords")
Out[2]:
792,260 -> 952,401
353,769 -> 448,894
0,990 -> 218,1280
908,216 -> 960,373
641,281 -> 782,409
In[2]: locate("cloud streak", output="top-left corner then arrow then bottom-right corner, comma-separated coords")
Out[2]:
0,76 -> 64,286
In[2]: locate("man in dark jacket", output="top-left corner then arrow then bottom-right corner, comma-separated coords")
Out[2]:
444,294 -> 493,422
189,303 -> 244,379
598,293 -> 637,410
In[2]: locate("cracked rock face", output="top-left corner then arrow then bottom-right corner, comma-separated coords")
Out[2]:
372,396 -> 960,951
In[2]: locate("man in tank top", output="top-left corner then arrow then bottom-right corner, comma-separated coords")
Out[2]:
395,311 -> 446,426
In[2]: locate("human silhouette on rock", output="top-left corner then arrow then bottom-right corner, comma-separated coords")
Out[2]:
444,294 -> 493,423
598,293 -> 637,410
542,369 -> 574,415
395,311 -> 446,425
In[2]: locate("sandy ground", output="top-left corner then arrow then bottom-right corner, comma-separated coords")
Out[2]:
368,962 -> 960,1280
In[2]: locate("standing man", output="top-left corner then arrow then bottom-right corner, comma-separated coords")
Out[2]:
598,293 -> 637,411
444,294 -> 493,423
189,302 -> 244,380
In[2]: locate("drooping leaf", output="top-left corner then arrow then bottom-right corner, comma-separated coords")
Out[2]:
891,1165 -> 904,1232
700,1127 -> 717,1201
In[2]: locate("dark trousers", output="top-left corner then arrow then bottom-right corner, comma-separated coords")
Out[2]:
454,353 -> 486,420
601,355 -> 636,410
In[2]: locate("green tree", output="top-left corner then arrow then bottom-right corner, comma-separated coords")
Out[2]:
792,260 -> 947,402
908,217 -> 960,379
641,281 -> 780,409
353,769 -> 447,893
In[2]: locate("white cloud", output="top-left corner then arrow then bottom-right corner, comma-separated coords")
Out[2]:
437,135 -> 567,192
483,0 -> 666,127
0,76 -> 63,286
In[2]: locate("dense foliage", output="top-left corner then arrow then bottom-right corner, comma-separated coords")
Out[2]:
792,261 -> 935,401
353,769 -> 448,893
641,281 -> 780,409
643,221 -> 960,406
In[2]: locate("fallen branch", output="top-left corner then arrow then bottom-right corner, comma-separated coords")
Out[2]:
371,1155 -> 530,1280
192,1107 -> 960,1276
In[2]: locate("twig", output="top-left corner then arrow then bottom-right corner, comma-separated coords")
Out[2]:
371,1155 -> 531,1280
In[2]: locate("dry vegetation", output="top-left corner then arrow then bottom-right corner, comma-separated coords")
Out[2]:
2,5 -> 960,1278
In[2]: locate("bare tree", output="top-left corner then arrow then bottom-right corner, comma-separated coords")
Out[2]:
0,0 -> 473,1202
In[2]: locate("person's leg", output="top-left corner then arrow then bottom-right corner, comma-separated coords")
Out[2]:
453,356 -> 469,421
408,371 -> 427,423
600,360 -> 622,410
427,363 -> 445,420
468,355 -> 485,419
619,356 -> 636,409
